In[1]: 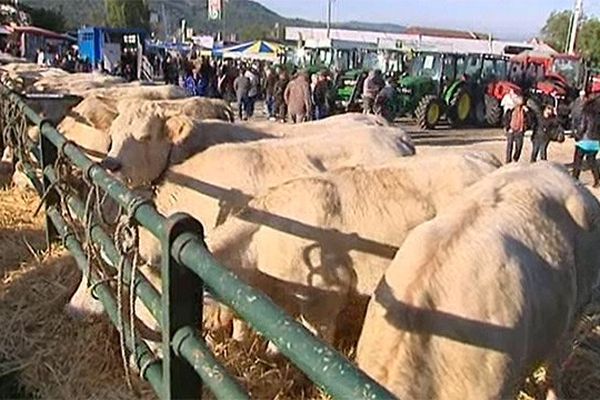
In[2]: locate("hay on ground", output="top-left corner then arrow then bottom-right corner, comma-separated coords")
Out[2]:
0,185 -> 599,399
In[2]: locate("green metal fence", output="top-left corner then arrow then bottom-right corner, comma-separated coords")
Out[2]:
0,85 -> 396,400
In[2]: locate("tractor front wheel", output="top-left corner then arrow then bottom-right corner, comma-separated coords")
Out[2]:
448,88 -> 472,128
416,95 -> 443,130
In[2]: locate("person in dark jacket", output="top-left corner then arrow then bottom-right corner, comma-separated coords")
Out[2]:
273,71 -> 289,122
312,72 -> 331,120
530,105 -> 564,162
374,77 -> 400,123
571,90 -> 587,136
572,96 -> 600,187
163,55 -> 178,85
265,67 -> 278,120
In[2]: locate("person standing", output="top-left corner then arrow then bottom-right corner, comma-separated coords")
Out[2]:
234,68 -> 251,121
530,106 -> 563,162
36,48 -> 46,66
374,77 -> 400,123
504,95 -> 528,164
572,97 -> 600,187
182,68 -> 197,96
245,67 -> 259,118
571,90 -> 587,135
284,71 -> 312,123
362,69 -> 385,114
313,72 -> 331,120
274,70 -> 289,123
265,67 -> 278,120
163,55 -> 178,85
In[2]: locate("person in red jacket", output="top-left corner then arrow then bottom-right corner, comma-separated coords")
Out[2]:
504,95 -> 528,163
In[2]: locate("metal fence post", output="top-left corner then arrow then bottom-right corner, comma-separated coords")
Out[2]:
162,213 -> 205,400
39,122 -> 59,248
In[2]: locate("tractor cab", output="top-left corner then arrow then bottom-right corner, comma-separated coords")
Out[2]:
301,39 -> 378,111
462,53 -> 509,83
396,52 -> 473,130
508,51 -> 583,128
460,53 -> 515,126
376,39 -> 408,78
550,55 -> 583,89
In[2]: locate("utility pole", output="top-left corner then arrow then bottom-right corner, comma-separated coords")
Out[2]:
567,0 -> 584,54
161,3 -> 169,41
326,0 -> 333,38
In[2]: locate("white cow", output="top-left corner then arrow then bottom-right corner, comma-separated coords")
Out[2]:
200,152 -> 501,344
356,162 -> 600,399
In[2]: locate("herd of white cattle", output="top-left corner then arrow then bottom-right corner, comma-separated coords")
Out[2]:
2,62 -> 600,399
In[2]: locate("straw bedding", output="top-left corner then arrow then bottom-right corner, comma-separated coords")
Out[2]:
0,184 -> 598,399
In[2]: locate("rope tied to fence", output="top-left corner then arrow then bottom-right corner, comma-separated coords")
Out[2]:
114,212 -> 139,392
33,139 -> 76,218
113,196 -> 152,392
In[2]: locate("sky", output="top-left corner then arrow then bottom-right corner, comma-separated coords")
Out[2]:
256,0 -> 600,40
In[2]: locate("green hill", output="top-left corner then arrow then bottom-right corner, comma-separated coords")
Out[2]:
19,0 -> 406,39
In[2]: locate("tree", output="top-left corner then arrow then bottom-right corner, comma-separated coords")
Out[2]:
578,19 -> 600,65
541,10 -> 573,52
105,0 -> 149,30
28,7 -> 66,32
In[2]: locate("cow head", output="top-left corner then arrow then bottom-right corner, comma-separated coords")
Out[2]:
101,103 -> 193,188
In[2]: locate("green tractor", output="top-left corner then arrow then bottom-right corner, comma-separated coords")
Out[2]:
297,39 -> 380,111
396,52 -> 473,130
338,43 -> 408,112
461,53 -> 511,127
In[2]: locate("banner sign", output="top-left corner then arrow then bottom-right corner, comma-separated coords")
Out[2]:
208,0 -> 223,20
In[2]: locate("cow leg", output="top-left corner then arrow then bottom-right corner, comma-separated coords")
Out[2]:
296,290 -> 345,345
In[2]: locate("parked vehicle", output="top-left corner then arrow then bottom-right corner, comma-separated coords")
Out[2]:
507,51 -> 583,129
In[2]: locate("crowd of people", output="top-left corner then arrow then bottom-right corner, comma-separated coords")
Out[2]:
34,46 -> 92,73
159,55 -> 340,123
503,89 -> 600,187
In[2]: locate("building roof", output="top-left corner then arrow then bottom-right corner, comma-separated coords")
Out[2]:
286,27 -> 552,56
405,26 -> 490,40
11,25 -> 74,41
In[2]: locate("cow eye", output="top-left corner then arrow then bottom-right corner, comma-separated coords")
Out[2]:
139,135 -> 151,142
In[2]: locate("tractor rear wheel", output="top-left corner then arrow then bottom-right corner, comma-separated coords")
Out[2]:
447,88 -> 472,128
484,95 -> 502,126
415,95 -> 442,130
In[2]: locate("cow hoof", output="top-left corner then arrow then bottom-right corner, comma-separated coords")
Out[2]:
265,340 -> 281,357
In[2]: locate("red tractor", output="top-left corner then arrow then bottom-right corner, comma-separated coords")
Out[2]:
459,53 -> 522,127
505,51 -> 583,128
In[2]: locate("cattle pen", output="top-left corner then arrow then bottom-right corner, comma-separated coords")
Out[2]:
1,84 -> 600,400
0,84 -> 396,399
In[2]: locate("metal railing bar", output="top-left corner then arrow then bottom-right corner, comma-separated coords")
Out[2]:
175,235 -> 397,400
45,205 -> 164,397
44,165 -> 164,325
172,326 -> 249,399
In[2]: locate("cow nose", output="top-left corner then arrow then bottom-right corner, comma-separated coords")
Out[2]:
100,157 -> 122,172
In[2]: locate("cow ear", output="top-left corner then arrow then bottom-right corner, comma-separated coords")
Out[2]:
165,115 -> 193,144
565,193 -> 593,231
